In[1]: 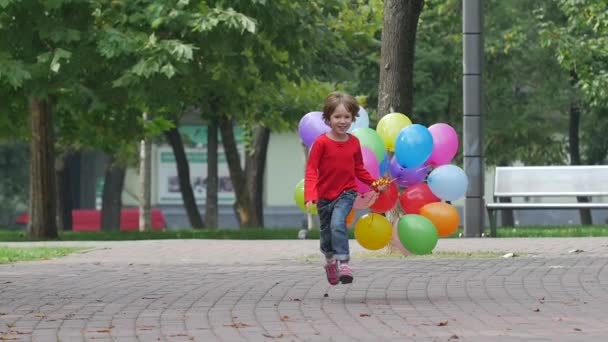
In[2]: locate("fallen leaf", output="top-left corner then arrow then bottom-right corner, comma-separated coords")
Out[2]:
96,329 -> 111,333
280,315 -> 290,321
262,333 -> 284,338
224,322 -> 252,328
360,313 -> 371,317
438,321 -> 449,326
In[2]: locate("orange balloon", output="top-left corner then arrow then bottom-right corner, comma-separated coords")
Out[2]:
419,202 -> 460,237
346,209 -> 356,228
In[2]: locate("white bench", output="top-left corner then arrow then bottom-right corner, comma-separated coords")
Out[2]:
486,165 -> 608,237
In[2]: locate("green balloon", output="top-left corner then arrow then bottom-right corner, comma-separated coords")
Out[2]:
294,179 -> 317,215
351,127 -> 386,163
397,214 -> 438,255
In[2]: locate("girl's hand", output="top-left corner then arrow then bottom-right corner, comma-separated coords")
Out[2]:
376,184 -> 388,192
305,201 -> 315,213
372,177 -> 390,192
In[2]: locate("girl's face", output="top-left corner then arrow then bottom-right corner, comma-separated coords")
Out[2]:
328,104 -> 354,136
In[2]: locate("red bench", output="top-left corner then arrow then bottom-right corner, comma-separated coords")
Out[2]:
16,208 -> 166,232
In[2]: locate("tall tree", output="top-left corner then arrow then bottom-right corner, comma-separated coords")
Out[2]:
165,126 -> 205,228
538,0 -> 608,224
205,119 -> 219,228
0,0 -> 101,239
378,0 -> 425,116
28,99 -> 57,239
94,0 -> 258,228
376,0 -> 424,226
100,157 -> 126,231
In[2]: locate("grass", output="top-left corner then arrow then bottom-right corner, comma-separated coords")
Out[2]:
0,246 -> 85,264
1,225 -> 608,242
0,228 -> 329,241
299,249 -> 505,263
487,226 -> 608,237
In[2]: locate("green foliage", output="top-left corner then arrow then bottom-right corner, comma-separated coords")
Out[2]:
479,0 -> 570,165
414,0 -> 462,126
536,0 -> 608,164
537,0 -> 608,107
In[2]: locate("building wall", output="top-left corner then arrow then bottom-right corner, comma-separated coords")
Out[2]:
265,132 -> 307,206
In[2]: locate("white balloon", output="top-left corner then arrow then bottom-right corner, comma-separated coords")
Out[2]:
349,107 -> 370,132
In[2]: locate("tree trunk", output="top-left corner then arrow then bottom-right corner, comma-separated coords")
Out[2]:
165,126 -> 205,229
205,120 -> 219,228
245,125 -> 270,228
139,113 -> 152,232
101,157 -> 126,231
378,0 -> 425,116
377,0 -> 424,234
568,71 -> 592,225
219,117 -> 255,228
55,149 -> 73,232
28,98 -> 58,239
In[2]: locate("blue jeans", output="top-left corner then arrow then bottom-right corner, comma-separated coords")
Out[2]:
317,190 -> 357,261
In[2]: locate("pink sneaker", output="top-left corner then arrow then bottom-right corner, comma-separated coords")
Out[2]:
324,261 -> 339,285
339,263 -> 353,284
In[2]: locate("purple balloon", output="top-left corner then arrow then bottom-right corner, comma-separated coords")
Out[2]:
298,111 -> 330,147
389,156 -> 429,187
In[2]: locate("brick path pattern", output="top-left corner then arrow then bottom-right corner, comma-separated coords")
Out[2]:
1,238 -> 608,341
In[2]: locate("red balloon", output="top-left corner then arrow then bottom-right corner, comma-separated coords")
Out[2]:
399,183 -> 440,214
369,182 -> 399,214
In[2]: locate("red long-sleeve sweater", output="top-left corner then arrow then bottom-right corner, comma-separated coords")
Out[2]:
305,133 -> 376,203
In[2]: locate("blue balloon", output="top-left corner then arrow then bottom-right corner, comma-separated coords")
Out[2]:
394,124 -> 434,168
379,153 -> 389,176
427,164 -> 469,201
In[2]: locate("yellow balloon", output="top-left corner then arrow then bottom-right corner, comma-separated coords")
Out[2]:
354,213 -> 392,250
294,179 -> 317,215
376,113 -> 412,152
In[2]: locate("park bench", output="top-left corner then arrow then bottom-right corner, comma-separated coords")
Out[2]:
16,208 -> 166,231
486,165 -> 608,237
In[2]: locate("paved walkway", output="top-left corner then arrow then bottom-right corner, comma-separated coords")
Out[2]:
1,238 -> 608,341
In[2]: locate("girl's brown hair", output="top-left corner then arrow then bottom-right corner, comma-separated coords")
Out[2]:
322,91 -> 360,123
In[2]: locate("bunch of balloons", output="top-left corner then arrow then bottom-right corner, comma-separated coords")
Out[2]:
294,109 -> 468,255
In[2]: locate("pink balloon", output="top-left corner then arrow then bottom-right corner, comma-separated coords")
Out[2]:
428,123 -> 459,167
356,146 -> 380,193
391,219 -> 413,256
353,191 -> 378,209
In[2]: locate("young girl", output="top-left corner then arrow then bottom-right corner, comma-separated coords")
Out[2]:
305,91 -> 386,285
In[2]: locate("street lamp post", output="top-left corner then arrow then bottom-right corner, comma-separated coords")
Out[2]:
463,0 -> 484,237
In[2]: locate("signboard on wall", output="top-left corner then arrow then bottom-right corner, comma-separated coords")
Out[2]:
156,125 -> 243,205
